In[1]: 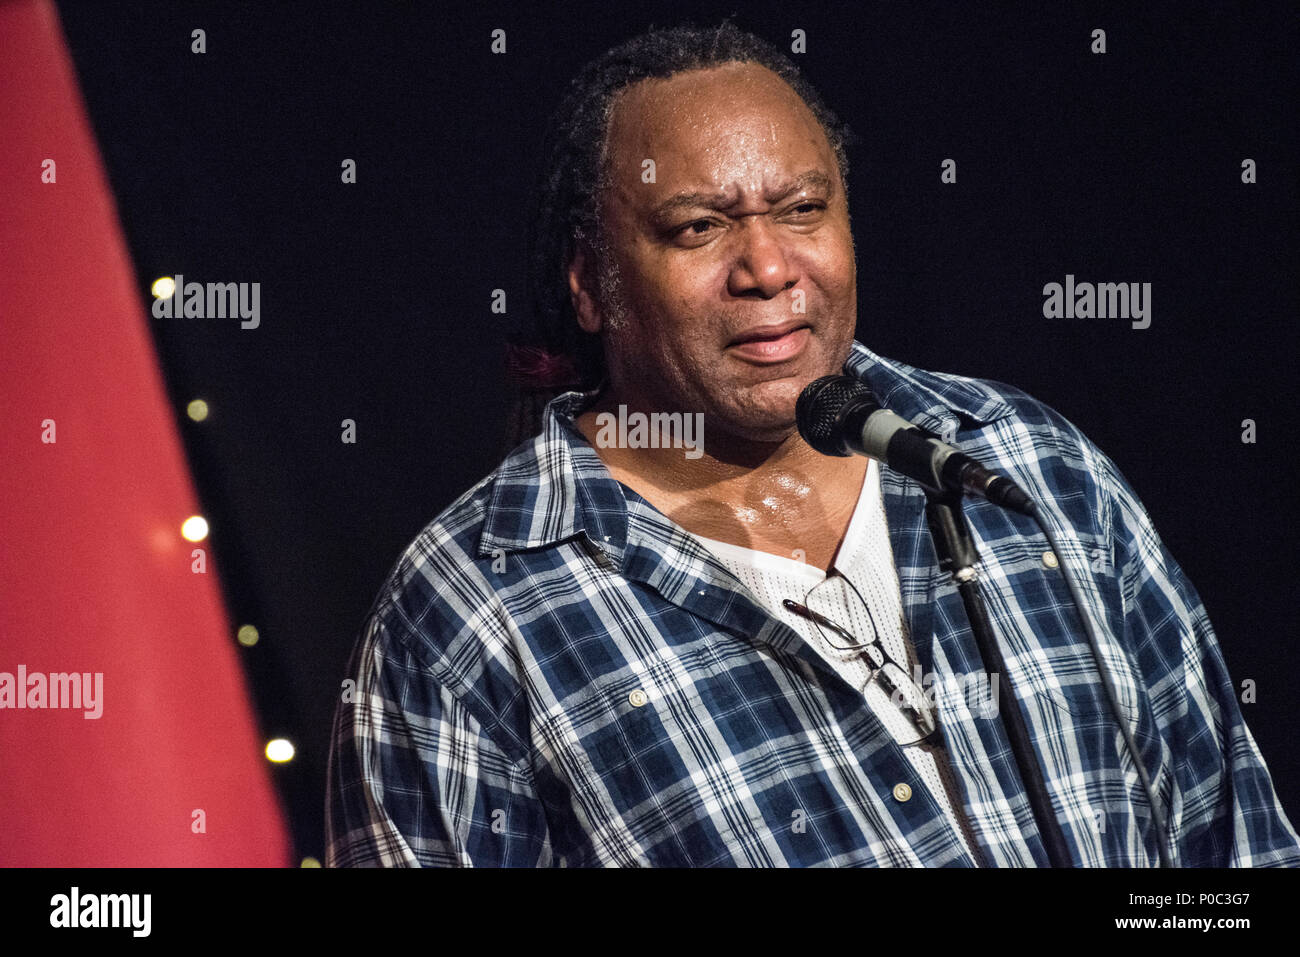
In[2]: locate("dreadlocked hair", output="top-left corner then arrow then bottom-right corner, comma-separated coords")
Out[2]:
502,18 -> 858,456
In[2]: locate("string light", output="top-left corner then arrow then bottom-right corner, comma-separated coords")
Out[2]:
151,276 -> 175,299
237,625 -> 259,647
181,515 -> 209,542
265,738 -> 295,763
186,399 -> 209,422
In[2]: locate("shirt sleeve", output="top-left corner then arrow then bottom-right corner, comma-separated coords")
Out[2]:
325,613 -> 555,867
1103,453 -> 1300,867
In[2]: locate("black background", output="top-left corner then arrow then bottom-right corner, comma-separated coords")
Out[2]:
56,0 -> 1299,863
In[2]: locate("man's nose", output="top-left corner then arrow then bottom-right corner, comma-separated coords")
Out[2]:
726,218 -> 799,299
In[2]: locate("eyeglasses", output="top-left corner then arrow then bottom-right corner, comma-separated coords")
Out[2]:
783,572 -> 940,747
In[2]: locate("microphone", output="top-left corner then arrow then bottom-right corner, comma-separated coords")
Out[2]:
796,375 -> 1035,516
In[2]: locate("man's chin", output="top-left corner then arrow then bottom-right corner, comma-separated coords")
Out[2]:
703,360 -> 840,446
737,374 -> 808,421
710,396 -> 801,446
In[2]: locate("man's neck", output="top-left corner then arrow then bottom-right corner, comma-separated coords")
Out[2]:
573,394 -> 870,571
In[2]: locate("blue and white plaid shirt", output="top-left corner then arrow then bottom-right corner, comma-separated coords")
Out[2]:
326,341 -> 1300,867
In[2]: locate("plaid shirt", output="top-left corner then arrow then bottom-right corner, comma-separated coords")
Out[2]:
326,341 -> 1300,867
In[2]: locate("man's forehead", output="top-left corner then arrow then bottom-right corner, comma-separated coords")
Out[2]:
602,62 -> 836,212
607,62 -> 819,151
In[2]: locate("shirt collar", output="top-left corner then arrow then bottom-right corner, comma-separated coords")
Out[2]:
479,340 -> 1015,557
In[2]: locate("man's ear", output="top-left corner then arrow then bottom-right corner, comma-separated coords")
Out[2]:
566,240 -> 603,335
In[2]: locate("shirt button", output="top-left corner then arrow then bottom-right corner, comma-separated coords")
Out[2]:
1041,551 -> 1059,569
628,689 -> 648,707
892,783 -> 912,802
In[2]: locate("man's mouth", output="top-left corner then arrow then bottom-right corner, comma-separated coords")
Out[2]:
727,322 -> 812,364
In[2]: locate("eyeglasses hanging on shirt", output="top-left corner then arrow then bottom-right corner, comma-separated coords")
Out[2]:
784,571 -> 940,747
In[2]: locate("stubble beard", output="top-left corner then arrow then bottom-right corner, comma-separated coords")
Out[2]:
592,246 -> 850,453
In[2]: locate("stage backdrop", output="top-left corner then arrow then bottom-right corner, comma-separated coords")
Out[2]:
0,0 -> 291,866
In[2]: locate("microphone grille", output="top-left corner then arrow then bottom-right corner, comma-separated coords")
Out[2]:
796,375 -> 873,455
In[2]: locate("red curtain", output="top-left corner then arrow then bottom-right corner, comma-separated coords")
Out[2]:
0,0 -> 292,866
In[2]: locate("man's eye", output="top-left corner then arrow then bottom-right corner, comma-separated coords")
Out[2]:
791,202 -> 824,215
678,219 -> 714,236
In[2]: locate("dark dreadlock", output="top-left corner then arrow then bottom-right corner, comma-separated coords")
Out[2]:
502,18 -> 857,454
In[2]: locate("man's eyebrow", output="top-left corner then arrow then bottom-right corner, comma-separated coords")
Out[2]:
648,170 -> 835,223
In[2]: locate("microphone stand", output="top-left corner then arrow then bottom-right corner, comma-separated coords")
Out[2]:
922,486 -> 1075,868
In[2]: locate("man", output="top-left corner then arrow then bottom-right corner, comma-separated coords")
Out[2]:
326,22 -> 1299,867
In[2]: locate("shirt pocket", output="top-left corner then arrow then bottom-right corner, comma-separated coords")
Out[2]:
535,668 -> 771,866
974,533 -> 1141,726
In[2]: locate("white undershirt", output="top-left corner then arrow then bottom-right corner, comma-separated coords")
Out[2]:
690,457 -> 983,864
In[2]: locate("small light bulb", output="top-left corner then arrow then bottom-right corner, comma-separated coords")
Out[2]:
181,516 -> 209,542
265,738 -> 295,763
